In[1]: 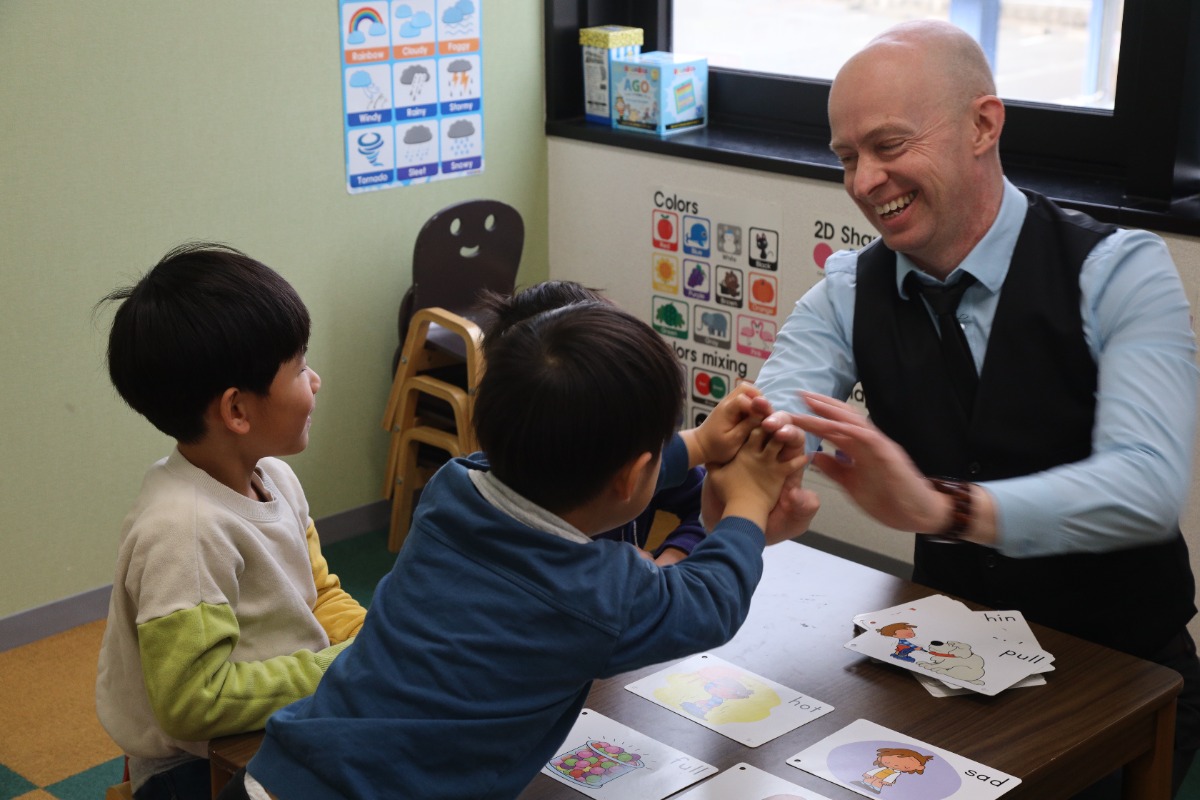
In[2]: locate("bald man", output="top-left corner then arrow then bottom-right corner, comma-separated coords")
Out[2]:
756,20 -> 1200,797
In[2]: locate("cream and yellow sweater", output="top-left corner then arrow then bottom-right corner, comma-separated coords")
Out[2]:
95,448 -> 365,790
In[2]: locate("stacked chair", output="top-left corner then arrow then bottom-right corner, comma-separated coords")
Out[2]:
381,199 -> 524,551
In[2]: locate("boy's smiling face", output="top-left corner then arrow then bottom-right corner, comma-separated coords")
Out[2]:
247,353 -> 321,457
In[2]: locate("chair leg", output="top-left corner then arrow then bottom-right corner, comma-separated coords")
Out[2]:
387,426 -> 466,552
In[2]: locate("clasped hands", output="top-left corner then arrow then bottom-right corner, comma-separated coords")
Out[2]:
682,383 -> 820,545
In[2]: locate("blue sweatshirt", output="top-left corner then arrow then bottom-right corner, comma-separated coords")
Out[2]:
248,441 -> 765,799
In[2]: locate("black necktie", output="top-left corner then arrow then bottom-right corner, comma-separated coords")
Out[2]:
906,272 -> 978,412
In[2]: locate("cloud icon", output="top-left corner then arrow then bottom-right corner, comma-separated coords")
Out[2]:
412,11 -> 433,27
447,119 -> 476,138
347,31 -> 366,44
400,65 -> 431,85
447,59 -> 472,73
349,70 -> 373,88
368,22 -> 386,36
443,8 -> 463,24
395,4 -> 413,18
403,125 -> 433,144
400,22 -> 421,37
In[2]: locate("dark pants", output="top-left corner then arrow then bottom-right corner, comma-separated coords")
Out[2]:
1072,630 -> 1200,799
133,758 -> 211,800
215,768 -> 252,800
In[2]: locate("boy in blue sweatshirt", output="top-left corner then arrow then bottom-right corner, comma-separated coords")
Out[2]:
223,286 -> 813,800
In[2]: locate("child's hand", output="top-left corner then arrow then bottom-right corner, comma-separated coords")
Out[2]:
705,427 -> 811,531
680,382 -> 765,468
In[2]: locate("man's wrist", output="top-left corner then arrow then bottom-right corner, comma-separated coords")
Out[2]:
925,478 -> 973,541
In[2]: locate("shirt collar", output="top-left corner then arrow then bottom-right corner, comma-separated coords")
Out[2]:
468,468 -> 592,544
896,178 -> 1028,297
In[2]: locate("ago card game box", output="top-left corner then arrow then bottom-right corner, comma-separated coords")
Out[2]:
611,51 -> 707,136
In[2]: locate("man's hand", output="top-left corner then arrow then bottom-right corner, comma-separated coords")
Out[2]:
789,392 -> 947,533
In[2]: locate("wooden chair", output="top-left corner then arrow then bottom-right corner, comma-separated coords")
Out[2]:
380,200 -> 522,551
381,308 -> 485,551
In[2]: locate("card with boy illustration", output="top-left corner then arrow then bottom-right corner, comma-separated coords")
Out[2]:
788,718 -> 1021,799
671,762 -> 833,799
541,708 -> 717,799
625,653 -> 834,746
846,599 -> 1054,696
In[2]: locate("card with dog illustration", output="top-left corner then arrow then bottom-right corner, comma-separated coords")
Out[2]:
846,608 -> 1054,696
625,653 -> 834,746
671,762 -> 834,799
788,718 -> 1021,799
541,708 -> 717,799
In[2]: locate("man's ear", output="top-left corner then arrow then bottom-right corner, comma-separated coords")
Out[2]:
612,451 -> 655,502
216,387 -> 251,435
971,94 -> 1005,156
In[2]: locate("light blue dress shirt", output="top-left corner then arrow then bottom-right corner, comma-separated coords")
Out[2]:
755,179 -> 1199,558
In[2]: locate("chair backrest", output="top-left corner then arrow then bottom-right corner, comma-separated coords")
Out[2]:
400,199 -> 524,335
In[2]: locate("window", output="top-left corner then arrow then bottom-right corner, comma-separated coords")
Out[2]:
673,0 -> 1122,110
544,0 -> 1200,233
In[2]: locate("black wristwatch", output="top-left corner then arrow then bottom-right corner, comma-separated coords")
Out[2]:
926,478 -> 973,542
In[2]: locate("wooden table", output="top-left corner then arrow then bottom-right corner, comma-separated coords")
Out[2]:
210,542 -> 1182,799
209,729 -> 264,798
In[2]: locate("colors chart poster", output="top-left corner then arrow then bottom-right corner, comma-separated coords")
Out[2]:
339,1 -> 484,193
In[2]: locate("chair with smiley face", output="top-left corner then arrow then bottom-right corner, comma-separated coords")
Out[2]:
381,199 -> 524,551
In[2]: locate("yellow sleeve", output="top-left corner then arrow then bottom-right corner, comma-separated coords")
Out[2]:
306,518 -> 367,643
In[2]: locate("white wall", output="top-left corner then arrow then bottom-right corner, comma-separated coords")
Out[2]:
547,137 -> 1200,642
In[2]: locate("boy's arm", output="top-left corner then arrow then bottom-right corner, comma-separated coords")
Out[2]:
306,518 -> 367,643
606,430 -> 810,672
137,603 -> 350,741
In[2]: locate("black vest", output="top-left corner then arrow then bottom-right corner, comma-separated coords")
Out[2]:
853,190 -> 1195,658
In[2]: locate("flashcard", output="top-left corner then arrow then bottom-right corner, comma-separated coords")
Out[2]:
914,670 -> 1046,698
788,718 -> 1021,799
625,653 -> 834,747
848,599 -> 1054,696
846,615 -> 1054,696
541,708 -> 717,799
852,595 -> 970,631
672,762 -> 833,799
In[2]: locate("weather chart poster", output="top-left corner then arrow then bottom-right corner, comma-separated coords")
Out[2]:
339,1 -> 484,193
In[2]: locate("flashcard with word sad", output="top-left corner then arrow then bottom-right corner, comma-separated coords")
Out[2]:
672,762 -> 833,800
847,598 -> 1054,696
541,709 -> 717,799
788,719 -> 1021,800
625,653 -> 834,747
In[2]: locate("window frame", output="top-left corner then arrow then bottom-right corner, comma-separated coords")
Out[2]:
545,0 -> 1200,236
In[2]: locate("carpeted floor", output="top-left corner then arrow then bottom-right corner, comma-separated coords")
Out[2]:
0,529 -> 397,800
5,526 -> 1200,799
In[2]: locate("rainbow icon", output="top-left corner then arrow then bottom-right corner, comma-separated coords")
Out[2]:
347,7 -> 386,44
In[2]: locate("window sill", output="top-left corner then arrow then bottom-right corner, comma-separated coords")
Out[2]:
546,117 -> 1200,239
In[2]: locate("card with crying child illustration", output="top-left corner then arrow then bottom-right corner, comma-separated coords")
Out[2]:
788,719 -> 1020,799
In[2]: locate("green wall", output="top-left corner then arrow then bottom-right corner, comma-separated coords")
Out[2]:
0,1 -> 548,620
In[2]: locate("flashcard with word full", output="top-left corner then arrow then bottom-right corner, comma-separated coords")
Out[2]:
541,708 -> 717,799
788,719 -> 1021,799
625,653 -> 834,746
671,762 -> 833,800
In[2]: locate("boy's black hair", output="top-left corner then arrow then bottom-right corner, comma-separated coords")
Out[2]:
474,289 -> 684,514
478,280 -> 606,353
98,242 -> 311,443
